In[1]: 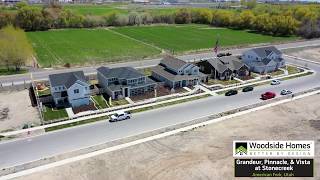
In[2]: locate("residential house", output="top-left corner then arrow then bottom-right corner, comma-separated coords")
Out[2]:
49,71 -> 91,108
197,56 -> 249,80
151,56 -> 207,88
97,66 -> 157,99
242,46 -> 285,74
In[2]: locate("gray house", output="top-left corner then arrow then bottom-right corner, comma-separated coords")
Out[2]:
97,66 -> 157,99
49,71 -> 91,108
197,56 -> 249,80
151,56 -> 207,88
242,46 -> 285,74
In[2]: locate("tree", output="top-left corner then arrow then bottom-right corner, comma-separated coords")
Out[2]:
246,0 -> 257,9
15,6 -> 45,31
0,26 -> 34,71
175,8 -> 192,24
239,10 -> 255,29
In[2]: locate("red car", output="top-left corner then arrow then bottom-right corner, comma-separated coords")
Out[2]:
261,92 -> 276,100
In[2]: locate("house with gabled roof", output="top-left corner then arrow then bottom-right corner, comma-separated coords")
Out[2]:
97,66 -> 157,99
151,56 -> 207,88
49,71 -> 90,108
242,46 -> 285,74
197,56 -> 249,80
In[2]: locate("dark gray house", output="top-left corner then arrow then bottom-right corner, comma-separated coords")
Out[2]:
97,66 -> 157,99
151,56 -> 207,88
197,56 -> 249,80
242,46 -> 285,73
49,71 -> 91,108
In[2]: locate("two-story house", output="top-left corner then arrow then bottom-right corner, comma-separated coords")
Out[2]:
197,56 -> 249,80
49,71 -> 91,108
242,46 -> 285,74
151,56 -> 207,88
97,66 -> 157,99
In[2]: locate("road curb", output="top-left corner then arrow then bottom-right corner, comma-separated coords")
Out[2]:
1,87 -> 320,180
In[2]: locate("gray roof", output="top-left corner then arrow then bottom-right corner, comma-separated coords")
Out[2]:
97,66 -> 145,80
49,71 -> 87,88
152,65 -> 200,82
206,56 -> 247,73
160,56 -> 187,71
251,46 -> 282,58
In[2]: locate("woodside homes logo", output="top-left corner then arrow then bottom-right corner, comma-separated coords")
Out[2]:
235,142 -> 248,156
233,141 -> 314,158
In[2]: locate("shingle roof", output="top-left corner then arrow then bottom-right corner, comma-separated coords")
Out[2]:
206,56 -> 247,73
151,65 -> 200,81
251,46 -> 282,58
160,56 -> 187,71
97,66 -> 145,80
49,71 -> 87,88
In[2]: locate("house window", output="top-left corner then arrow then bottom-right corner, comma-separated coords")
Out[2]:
74,89 -> 79,94
55,87 -> 58,91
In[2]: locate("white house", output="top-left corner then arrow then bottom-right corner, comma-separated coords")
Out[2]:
49,71 -> 91,108
242,46 -> 285,74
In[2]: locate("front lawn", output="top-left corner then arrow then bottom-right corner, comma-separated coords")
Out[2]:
286,65 -> 301,75
109,99 -> 129,107
43,106 -> 68,121
268,69 -> 284,76
206,78 -> 240,86
131,94 -> 211,113
92,95 -> 109,109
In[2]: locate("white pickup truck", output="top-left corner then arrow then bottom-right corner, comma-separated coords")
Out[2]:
110,111 -> 132,122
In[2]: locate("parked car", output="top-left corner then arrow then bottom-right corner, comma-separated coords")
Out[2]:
261,92 -> 276,100
280,89 -> 292,95
242,86 -> 254,92
110,111 -> 132,122
217,52 -> 232,57
271,79 -> 281,85
225,89 -> 238,96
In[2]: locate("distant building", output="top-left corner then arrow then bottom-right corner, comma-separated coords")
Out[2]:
97,66 -> 157,99
132,0 -> 150,3
242,46 -> 285,74
197,56 -> 249,80
49,71 -> 91,108
151,56 -> 207,88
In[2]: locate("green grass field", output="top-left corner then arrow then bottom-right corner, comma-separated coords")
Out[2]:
113,25 -> 298,53
27,25 -> 297,67
27,28 -> 160,67
64,4 -> 128,16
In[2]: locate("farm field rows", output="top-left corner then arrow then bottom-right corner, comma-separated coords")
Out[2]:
27,28 -> 160,67
27,24 -> 297,67
113,25 -> 297,52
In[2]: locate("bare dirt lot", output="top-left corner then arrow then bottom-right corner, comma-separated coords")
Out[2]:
0,90 -> 39,132
18,94 -> 320,180
286,47 -> 320,63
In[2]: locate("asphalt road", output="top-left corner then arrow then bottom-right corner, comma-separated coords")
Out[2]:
0,57 -> 319,169
1,39 -> 320,86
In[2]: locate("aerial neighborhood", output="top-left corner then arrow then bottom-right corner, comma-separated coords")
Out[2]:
43,46 -> 287,111
1,1 -> 320,179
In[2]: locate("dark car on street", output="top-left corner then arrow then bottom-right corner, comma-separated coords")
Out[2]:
225,89 -> 238,96
261,92 -> 276,100
242,86 -> 254,92
217,52 -> 232,57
